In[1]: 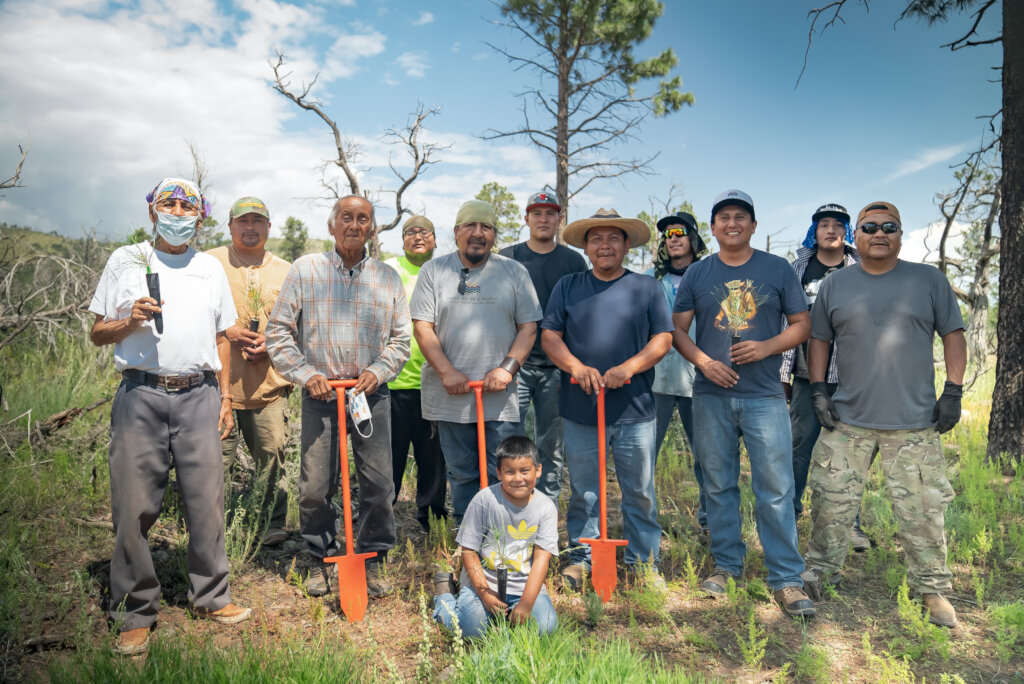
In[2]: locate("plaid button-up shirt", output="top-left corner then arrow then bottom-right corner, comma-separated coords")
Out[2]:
266,249 -> 410,389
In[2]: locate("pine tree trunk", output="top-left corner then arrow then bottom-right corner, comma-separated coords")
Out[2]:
988,2 -> 1024,463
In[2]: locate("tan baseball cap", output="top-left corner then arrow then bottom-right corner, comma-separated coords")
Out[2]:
856,201 -> 901,226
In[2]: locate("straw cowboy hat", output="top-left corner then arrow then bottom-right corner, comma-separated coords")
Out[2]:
562,208 -> 650,249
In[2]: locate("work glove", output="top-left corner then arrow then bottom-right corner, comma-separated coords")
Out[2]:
932,380 -> 963,434
810,381 -> 839,431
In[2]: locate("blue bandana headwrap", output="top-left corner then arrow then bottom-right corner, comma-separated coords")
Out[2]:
146,177 -> 211,219
801,219 -> 854,250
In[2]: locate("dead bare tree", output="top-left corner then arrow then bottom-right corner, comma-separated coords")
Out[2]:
269,51 -> 444,258
1,142 -> 30,193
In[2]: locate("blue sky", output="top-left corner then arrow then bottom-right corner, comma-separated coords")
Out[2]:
0,0 -> 1002,261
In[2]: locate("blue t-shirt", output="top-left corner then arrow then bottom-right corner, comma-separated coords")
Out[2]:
542,270 -> 673,425
673,251 -> 806,399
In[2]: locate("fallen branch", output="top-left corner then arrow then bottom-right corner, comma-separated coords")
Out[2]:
34,396 -> 111,439
72,517 -> 180,546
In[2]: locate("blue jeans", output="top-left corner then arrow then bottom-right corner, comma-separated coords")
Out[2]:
653,393 -> 705,528
497,365 -> 565,501
433,586 -> 558,639
563,417 -> 660,567
436,420 -> 504,523
692,394 -> 804,591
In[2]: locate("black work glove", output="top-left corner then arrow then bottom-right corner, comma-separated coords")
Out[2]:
932,380 -> 963,434
810,381 -> 839,431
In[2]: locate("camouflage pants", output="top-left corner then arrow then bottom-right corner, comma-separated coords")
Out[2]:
805,422 -> 954,593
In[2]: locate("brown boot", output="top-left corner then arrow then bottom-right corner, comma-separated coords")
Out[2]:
922,593 -> 957,628
192,602 -> 252,624
114,627 -> 150,656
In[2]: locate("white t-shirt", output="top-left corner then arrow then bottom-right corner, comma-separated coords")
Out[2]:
89,242 -> 236,374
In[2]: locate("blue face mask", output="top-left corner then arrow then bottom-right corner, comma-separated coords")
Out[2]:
154,210 -> 199,247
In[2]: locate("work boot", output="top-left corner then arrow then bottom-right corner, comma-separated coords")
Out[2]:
304,563 -> 337,598
922,593 -> 958,628
560,563 -> 586,592
850,523 -> 871,552
433,570 -> 457,597
800,567 -> 842,602
191,602 -> 252,624
262,527 -> 288,547
701,569 -> 742,597
114,627 -> 150,656
366,563 -> 394,599
774,586 -> 817,619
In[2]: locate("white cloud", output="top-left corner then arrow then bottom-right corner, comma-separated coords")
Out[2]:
322,27 -> 387,81
885,143 -> 969,182
395,51 -> 429,78
412,11 -> 434,25
901,219 -> 966,264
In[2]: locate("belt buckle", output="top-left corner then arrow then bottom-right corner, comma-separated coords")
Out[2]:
164,376 -> 188,393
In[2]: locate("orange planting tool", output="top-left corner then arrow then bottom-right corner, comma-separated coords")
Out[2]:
323,379 -> 377,622
572,378 -> 628,603
467,380 -> 488,489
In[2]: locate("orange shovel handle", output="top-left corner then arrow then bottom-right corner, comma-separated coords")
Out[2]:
328,379 -> 359,555
467,380 -> 487,489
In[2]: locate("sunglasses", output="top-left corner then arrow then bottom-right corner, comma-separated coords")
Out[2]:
458,268 -> 469,295
665,227 -> 689,238
858,222 -> 901,234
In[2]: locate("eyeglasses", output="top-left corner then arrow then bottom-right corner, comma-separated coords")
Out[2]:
665,227 -> 688,238
858,222 -> 900,235
458,268 -> 469,295
403,228 -> 432,237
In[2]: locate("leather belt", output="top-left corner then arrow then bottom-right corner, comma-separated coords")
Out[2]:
122,369 -> 216,393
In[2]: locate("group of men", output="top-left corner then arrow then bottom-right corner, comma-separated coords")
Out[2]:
90,177 -> 965,654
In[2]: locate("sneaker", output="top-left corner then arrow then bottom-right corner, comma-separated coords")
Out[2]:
701,569 -> 741,597
850,524 -> 871,552
262,527 -> 289,546
114,627 -> 150,656
800,567 -> 842,602
560,563 -> 586,592
922,593 -> 957,628
432,570 -> 457,597
774,586 -> 816,619
305,563 -> 337,598
366,563 -> 394,599
191,602 -> 252,624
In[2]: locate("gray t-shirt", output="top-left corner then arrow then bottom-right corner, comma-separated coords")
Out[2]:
409,252 -> 542,423
456,484 -> 559,596
811,260 -> 964,429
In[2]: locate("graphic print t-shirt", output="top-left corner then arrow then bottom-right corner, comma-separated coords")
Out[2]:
673,251 -> 807,398
793,254 -> 845,379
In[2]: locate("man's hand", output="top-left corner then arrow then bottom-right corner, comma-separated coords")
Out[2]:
225,324 -> 260,348
730,340 -> 770,365
478,587 -> 508,616
218,397 -> 234,440
243,334 -> 268,363
305,374 -> 334,401
603,362 -> 633,390
440,368 -> 472,395
508,600 -> 532,625
932,380 -> 963,434
700,358 -> 739,388
482,367 -> 513,393
810,381 -> 839,431
351,369 -> 379,396
571,365 -> 604,395
130,296 -> 162,327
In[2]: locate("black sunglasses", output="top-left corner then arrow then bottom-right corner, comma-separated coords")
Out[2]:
458,268 -> 469,295
858,222 -> 900,234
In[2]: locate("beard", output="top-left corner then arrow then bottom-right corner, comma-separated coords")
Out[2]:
462,248 -> 487,265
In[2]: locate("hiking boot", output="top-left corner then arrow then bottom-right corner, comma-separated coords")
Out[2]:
262,527 -> 288,547
432,570 -> 457,597
114,627 -> 150,656
627,565 -> 668,594
850,523 -> 871,552
775,586 -> 816,619
561,563 -> 586,592
305,563 -> 337,598
922,593 -> 958,628
192,602 -> 252,624
366,563 -> 394,599
702,569 -> 741,597
800,567 -> 842,602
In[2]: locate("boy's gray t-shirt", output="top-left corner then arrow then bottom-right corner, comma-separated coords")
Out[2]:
456,484 -> 558,597
409,252 -> 542,423
811,260 -> 964,429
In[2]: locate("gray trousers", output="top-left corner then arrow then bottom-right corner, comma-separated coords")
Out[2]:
108,377 -> 230,630
300,388 -> 396,560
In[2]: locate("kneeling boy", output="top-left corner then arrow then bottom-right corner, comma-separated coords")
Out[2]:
433,436 -> 558,638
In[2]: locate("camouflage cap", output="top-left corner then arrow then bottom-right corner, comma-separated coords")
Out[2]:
229,197 -> 270,220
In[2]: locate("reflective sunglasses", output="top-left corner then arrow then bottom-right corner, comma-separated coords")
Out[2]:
665,227 -> 688,238
458,268 -> 469,295
858,222 -> 901,235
